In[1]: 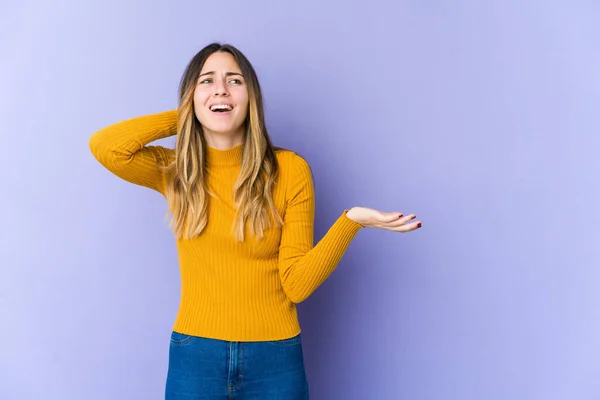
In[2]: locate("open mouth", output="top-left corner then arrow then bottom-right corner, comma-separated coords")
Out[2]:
209,104 -> 234,113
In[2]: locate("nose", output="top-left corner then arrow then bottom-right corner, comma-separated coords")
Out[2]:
213,79 -> 229,96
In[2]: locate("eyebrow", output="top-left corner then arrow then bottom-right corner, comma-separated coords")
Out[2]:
199,71 -> 243,77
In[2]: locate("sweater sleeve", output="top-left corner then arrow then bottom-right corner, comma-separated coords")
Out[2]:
278,154 -> 365,303
88,110 -> 178,194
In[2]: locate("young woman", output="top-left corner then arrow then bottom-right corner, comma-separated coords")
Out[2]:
89,43 -> 422,399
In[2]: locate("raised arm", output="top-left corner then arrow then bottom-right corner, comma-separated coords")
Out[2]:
89,110 -> 178,194
277,154 -> 365,303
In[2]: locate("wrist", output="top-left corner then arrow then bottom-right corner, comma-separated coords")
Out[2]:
345,207 -> 361,224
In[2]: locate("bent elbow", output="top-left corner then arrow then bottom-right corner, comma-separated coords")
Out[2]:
282,284 -> 310,304
88,131 -> 131,171
88,131 -> 114,166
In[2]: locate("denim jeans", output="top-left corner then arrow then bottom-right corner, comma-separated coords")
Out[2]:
165,331 -> 310,399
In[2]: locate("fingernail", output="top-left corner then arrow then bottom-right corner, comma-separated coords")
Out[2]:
417,223 -> 422,228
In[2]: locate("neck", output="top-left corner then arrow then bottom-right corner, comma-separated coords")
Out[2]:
203,127 -> 245,150
205,142 -> 243,167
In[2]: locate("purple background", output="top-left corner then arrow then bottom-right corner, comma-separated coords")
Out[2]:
2,1 -> 599,399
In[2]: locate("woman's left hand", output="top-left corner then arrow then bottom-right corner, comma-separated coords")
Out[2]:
346,207 -> 422,232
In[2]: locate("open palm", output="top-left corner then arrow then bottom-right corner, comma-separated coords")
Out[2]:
346,207 -> 422,232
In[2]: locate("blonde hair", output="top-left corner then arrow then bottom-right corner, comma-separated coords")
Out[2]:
163,43 -> 284,242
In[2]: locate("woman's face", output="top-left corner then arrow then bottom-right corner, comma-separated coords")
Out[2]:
194,52 -> 249,141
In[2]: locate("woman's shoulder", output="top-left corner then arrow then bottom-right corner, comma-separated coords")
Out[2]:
274,146 -> 308,164
273,147 -> 313,183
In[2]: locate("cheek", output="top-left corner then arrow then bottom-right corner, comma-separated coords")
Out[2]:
193,93 -> 208,113
193,91 -> 200,106
237,93 -> 250,117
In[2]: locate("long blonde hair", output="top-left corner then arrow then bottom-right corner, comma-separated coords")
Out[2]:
163,43 -> 284,242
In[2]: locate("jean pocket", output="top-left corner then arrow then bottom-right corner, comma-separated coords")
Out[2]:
267,333 -> 301,346
170,331 -> 194,345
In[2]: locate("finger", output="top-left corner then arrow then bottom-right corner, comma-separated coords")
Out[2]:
390,220 -> 422,232
379,211 -> 403,223
387,214 -> 416,227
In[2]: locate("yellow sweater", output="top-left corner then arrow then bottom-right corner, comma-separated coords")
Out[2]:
89,110 -> 364,342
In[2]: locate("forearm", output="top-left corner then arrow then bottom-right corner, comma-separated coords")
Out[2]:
89,109 -> 178,192
89,110 -> 177,162
279,210 -> 363,303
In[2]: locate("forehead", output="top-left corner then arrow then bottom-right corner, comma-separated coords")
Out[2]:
200,52 -> 241,73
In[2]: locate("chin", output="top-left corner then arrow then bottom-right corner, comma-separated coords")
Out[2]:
205,124 -> 245,135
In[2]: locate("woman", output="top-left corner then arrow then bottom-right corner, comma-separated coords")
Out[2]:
89,42 -> 422,399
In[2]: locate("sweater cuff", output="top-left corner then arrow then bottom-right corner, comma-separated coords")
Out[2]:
341,209 -> 366,230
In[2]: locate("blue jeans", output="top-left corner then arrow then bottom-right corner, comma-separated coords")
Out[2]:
165,331 -> 310,399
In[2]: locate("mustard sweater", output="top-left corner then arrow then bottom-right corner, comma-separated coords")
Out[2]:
89,110 -> 364,342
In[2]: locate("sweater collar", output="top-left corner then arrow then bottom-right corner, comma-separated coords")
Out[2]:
206,143 -> 243,167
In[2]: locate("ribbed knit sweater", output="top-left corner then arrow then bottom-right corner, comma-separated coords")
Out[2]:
89,110 -> 364,342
